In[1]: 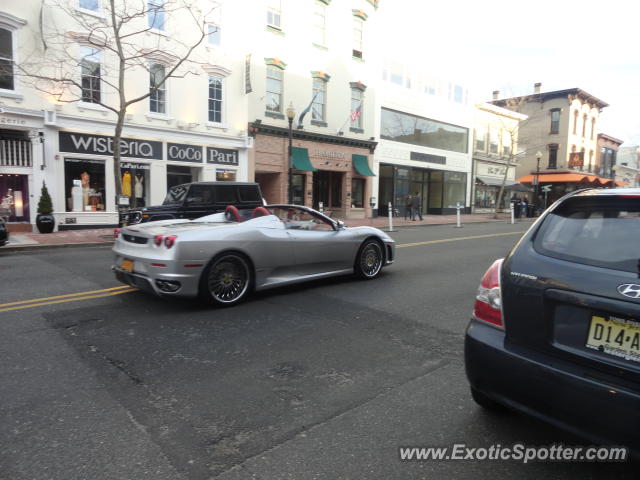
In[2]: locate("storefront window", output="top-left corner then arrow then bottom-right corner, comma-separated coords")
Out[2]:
216,169 -> 236,181
378,164 -> 394,216
167,165 -> 196,189
429,170 -> 443,208
64,159 -> 106,212
292,173 -> 305,205
0,174 -> 29,222
351,178 -> 364,208
120,162 -> 150,208
443,171 -> 466,208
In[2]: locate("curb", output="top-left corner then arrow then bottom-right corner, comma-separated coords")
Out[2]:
0,241 -> 114,253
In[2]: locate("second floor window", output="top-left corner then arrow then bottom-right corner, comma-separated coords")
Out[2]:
267,0 -> 282,29
80,46 -> 101,103
148,0 -> 165,31
353,18 -> 363,58
350,87 -> 363,129
0,28 -> 14,91
79,0 -> 99,11
266,66 -> 283,113
573,109 -> 579,135
208,75 -> 223,123
548,144 -> 558,169
590,117 -> 595,140
149,63 -> 166,114
312,78 -> 327,122
550,108 -> 560,134
502,131 -> 511,157
582,114 -> 588,138
489,129 -> 499,154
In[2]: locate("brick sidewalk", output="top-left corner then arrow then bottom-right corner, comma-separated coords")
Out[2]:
4,213 -> 531,250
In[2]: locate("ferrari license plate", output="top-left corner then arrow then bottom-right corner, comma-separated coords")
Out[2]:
120,258 -> 134,272
586,315 -> 640,363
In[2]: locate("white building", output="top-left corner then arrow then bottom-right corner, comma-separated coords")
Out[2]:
0,2 -> 250,231
373,63 -> 474,216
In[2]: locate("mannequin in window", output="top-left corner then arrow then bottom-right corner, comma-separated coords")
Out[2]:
122,170 -> 132,197
80,172 -> 90,208
134,173 -> 144,206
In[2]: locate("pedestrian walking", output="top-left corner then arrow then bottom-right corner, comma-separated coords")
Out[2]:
410,192 -> 423,221
521,197 -> 529,218
404,194 -> 412,220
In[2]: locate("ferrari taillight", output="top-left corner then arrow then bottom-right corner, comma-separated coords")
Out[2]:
164,235 -> 177,248
473,259 -> 504,328
153,234 -> 163,246
113,228 -> 121,239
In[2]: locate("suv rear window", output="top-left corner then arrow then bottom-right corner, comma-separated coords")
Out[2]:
534,195 -> 640,273
214,185 -> 238,204
239,185 -> 261,202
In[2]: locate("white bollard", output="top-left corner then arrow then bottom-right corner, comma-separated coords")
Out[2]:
510,203 -> 515,224
319,201 -> 324,213
388,202 -> 394,232
455,202 -> 462,228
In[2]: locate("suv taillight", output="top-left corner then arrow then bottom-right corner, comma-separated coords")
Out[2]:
473,259 -> 504,328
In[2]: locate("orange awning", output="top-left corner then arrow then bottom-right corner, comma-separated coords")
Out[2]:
615,180 -> 630,187
517,173 -> 597,184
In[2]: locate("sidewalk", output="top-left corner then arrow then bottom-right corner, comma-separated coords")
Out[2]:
2,213 -> 532,251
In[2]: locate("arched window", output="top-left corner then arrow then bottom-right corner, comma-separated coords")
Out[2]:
582,114 -> 588,137
573,110 -> 579,135
590,117 -> 596,140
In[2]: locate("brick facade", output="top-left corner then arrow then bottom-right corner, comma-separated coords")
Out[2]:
251,133 -> 373,218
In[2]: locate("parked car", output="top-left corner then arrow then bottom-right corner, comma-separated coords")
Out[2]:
126,182 -> 264,224
0,217 -> 8,246
112,204 -> 395,306
465,188 -> 640,451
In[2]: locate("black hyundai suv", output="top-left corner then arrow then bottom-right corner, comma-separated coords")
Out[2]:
465,188 -> 640,453
126,182 -> 264,224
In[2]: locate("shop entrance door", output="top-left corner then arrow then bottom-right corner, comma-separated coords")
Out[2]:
312,171 -> 342,212
167,165 -> 194,190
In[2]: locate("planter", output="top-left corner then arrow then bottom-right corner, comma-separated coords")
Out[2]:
36,213 -> 55,234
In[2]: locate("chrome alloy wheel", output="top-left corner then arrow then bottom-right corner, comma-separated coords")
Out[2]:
207,255 -> 250,304
359,242 -> 383,278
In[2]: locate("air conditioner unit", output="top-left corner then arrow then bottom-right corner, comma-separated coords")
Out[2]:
43,110 -> 57,126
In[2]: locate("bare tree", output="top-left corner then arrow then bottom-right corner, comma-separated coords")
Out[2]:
11,0 -> 217,206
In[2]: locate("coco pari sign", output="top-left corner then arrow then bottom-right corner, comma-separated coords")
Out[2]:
206,147 -> 239,166
59,132 -> 162,159
167,143 -> 204,163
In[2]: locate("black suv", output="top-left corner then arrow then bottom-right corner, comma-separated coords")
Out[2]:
126,182 -> 264,224
465,188 -> 640,453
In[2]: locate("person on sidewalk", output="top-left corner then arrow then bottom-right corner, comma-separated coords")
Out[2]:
411,192 -> 423,221
404,194 -> 412,220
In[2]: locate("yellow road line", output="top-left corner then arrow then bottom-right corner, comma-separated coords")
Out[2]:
397,231 -> 525,248
0,285 -> 132,308
0,288 -> 137,313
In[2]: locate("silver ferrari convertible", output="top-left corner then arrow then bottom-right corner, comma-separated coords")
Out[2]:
112,205 -> 395,306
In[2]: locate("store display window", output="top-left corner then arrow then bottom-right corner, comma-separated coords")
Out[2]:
351,178 -> 364,208
64,158 -> 106,212
0,174 -> 29,222
216,169 -> 236,181
120,162 -> 150,208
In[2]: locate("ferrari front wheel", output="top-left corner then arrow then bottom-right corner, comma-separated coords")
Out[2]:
355,240 -> 384,279
200,253 -> 252,306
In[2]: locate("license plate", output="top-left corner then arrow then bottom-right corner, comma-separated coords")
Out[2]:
586,315 -> 640,363
120,258 -> 134,272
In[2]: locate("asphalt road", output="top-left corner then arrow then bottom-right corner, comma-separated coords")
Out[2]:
0,220 -> 635,480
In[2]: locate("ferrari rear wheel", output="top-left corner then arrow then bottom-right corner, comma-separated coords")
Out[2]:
355,239 -> 384,279
200,253 -> 252,306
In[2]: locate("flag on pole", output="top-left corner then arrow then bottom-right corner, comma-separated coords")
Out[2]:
297,92 -> 318,129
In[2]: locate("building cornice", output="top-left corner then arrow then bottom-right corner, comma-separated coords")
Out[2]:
249,122 -> 377,153
492,88 -> 609,110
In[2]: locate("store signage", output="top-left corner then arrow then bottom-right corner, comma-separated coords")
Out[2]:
206,147 -> 239,166
315,149 -> 345,159
120,162 -> 150,170
410,151 -> 446,165
0,116 -> 27,126
167,143 -> 203,163
59,132 -> 162,159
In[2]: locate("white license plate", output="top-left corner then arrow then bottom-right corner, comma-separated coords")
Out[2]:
586,315 -> 640,363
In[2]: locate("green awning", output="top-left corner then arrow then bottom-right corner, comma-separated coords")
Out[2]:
292,147 -> 317,171
352,154 -> 375,176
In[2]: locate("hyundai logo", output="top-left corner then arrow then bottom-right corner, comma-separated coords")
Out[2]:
617,284 -> 640,299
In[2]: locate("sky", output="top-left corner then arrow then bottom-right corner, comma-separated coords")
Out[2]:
380,0 -> 640,145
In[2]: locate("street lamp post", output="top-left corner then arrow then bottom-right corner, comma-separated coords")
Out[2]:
535,151 -> 542,215
286,103 -> 296,205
